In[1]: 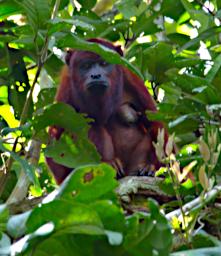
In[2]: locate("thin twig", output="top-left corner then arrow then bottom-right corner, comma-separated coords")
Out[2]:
166,184 -> 221,221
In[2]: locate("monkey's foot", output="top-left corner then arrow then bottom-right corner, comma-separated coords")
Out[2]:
106,158 -> 125,178
137,165 -> 156,177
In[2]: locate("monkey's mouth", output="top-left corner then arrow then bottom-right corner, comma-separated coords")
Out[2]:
86,81 -> 109,94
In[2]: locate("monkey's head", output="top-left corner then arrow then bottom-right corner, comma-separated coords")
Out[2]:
65,39 -> 124,123
66,39 -> 123,95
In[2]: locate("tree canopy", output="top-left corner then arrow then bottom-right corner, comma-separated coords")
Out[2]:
0,0 -> 221,255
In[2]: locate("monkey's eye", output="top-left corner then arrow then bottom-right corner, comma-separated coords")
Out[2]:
80,62 -> 92,70
100,61 -> 109,67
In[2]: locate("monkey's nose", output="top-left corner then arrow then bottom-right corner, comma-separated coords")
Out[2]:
91,74 -> 101,79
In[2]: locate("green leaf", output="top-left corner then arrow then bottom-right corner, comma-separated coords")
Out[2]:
192,231 -> 221,248
26,200 -> 104,233
48,18 -> 94,36
124,199 -> 172,256
57,34 -> 143,79
15,0 -> 50,34
0,1 -> 21,19
167,33 -> 190,47
0,233 -> 11,255
160,82 -> 182,104
33,102 -> 90,136
166,70 -> 221,104
147,200 -> 172,251
177,26 -> 221,53
175,58 -> 203,69
70,14 -> 111,39
132,12 -> 160,36
206,54 -> 221,83
169,114 -> 196,128
105,230 -> 123,246
35,88 -> 56,110
0,205 -> 9,233
1,123 -> 31,136
143,42 -> 175,83
17,234 -> 100,256
0,34 -> 16,43
91,200 -> 125,232
166,69 -> 208,94
124,213 -> 154,251
7,211 -> 31,238
7,48 -> 33,120
58,164 -> 118,202
161,0 -> 185,20
45,132 -> 100,168
117,0 -> 139,19
181,0 -> 210,32
77,0 -> 96,10
0,142 -> 39,186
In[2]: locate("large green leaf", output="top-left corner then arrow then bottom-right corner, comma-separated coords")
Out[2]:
48,18 -> 94,36
45,132 -> 100,168
33,102 -> 90,136
7,48 -> 33,120
166,70 -> 221,104
58,164 -> 118,202
0,1 -> 21,19
181,0 -> 211,32
15,0 -> 51,34
177,26 -> 221,53
57,34 -> 143,79
143,42 -> 175,83
124,199 -> 172,256
26,200 -> 104,233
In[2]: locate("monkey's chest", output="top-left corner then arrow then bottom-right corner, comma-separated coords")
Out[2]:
108,121 -> 145,162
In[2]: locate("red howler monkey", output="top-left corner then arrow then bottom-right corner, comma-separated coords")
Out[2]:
46,38 -> 167,184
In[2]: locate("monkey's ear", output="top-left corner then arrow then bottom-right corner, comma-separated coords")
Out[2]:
65,49 -> 75,65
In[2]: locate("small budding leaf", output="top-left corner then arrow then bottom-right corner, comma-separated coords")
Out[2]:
199,137 -> 210,162
171,160 -> 181,180
153,142 -> 164,162
179,160 -> 197,182
198,164 -> 209,190
158,128 -> 165,149
153,129 -> 166,162
208,130 -> 217,152
165,133 -> 175,157
211,152 -> 219,168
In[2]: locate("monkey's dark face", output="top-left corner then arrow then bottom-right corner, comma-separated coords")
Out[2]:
68,51 -> 119,96
78,57 -> 113,94
65,50 -> 123,123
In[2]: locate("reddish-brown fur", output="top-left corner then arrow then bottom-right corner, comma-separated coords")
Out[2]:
47,39 -> 167,184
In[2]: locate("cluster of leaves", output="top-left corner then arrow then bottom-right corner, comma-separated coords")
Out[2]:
0,0 -> 221,255
0,164 -> 172,255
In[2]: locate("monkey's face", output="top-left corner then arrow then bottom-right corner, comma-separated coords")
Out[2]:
64,50 -> 123,123
67,51 -> 121,97
76,55 -> 113,95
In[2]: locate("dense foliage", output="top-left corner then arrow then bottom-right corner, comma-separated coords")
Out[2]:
0,0 -> 221,255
